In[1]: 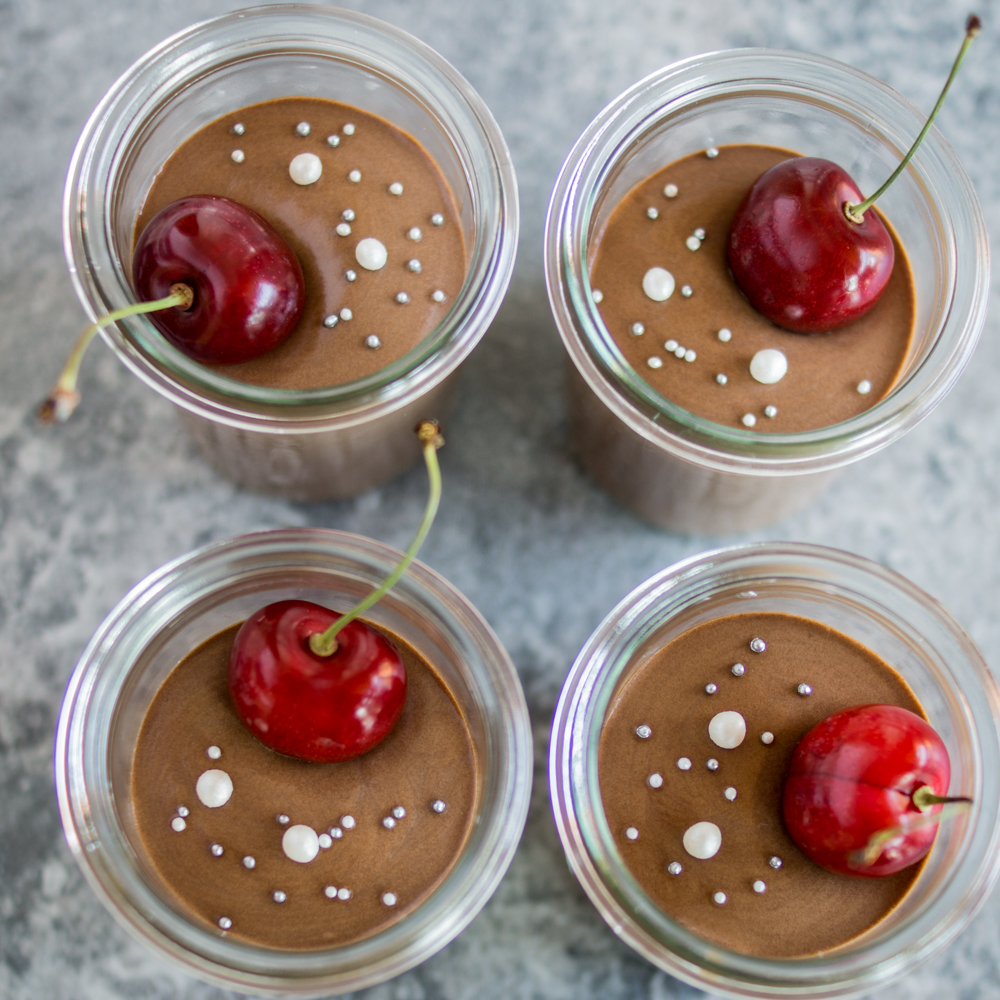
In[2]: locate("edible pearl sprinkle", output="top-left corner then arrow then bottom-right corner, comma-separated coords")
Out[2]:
408,259 -> 422,273
382,892 -> 398,907
338,887 -> 352,900
231,123 -> 244,136
211,843 -> 224,857
327,134 -> 340,147
336,223 -> 352,236
389,182 -> 404,195
636,725 -> 652,739
345,270 -> 357,282
750,638 -> 766,653
342,209 -> 355,221
395,292 -> 410,304
648,773 -> 664,788
764,405 -> 778,418
170,817 -> 186,832
731,663 -> 745,677
272,891 -> 287,903
750,348 -> 788,385
625,827 -> 639,840
431,213 -> 445,225
277,814 -> 290,825
218,917 -> 232,929
642,267 -> 675,302
706,147 -> 719,158
631,322 -> 645,336
686,236 -> 701,251
330,827 -> 344,839
724,787 -> 738,801
318,834 -> 332,849
231,150 -> 245,164
348,169 -> 362,183
716,373 -> 728,385
343,123 -> 355,135
705,683 -> 717,694
714,891 -> 727,905
857,379 -> 873,394
282,824 -> 320,864
742,413 -> 757,427
325,886 -> 338,899
664,339 -> 677,352
798,683 -> 813,696
432,290 -> 447,303
769,856 -> 783,869
694,228 -> 706,240
592,289 -> 604,303
243,856 -> 256,869
674,346 -> 686,359
681,285 -> 693,297
684,349 -> 697,362
664,183 -> 679,198
295,122 -> 310,137
647,357 -> 663,369
356,237 -> 387,270
647,207 -> 659,219
392,806 -> 406,819
432,799 -> 447,813
677,757 -> 692,770
667,862 -> 683,875
289,152 -> 322,186
754,880 -> 767,893
323,314 -> 339,328
709,711 -> 747,749
383,816 -> 396,829
683,821 -> 722,859
707,759 -> 719,771
761,732 -> 775,745
718,328 -> 732,342
206,746 -> 221,759
177,806 -> 189,817
366,335 -> 382,349
196,770 -> 233,809
408,227 -> 422,241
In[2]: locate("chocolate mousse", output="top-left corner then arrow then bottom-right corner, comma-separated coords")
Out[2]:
598,612 -> 924,957
134,97 -> 466,390
589,145 -> 915,432
132,621 -> 477,949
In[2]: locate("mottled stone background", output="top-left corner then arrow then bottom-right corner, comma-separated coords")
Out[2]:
2,0 -> 999,996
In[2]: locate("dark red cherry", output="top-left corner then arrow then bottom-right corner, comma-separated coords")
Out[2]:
133,195 -> 304,364
782,704 -> 956,877
727,158 -> 894,334
228,600 -> 407,763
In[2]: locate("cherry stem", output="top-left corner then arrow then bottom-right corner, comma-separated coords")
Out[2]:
38,283 -> 195,424
846,14 -> 981,224
308,421 -> 445,658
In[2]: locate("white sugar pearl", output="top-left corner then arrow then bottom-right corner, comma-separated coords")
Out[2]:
857,379 -> 872,394
717,328 -> 732,342
750,349 -> 788,385
383,816 -> 396,829
648,773 -> 664,788
706,147 -> 719,158
348,169 -> 362,183
337,887 -> 352,900
392,806 -> 406,819
327,134 -> 340,147
243,856 -> 256,869
231,149 -> 245,164
665,339 -> 678,352
625,827 -> 639,841
764,405 -> 778,418
647,207 -> 659,219
681,285 -> 693,297
341,815 -> 356,830
408,227 -> 422,241
342,208 -> 355,221
289,152 -> 322,186
432,800 -> 447,813
177,806 -> 189,817
754,880 -> 767,893
325,885 -> 338,899
295,122 -> 310,137
277,814 -> 290,825
282,824 -> 320,864
336,223 -> 351,237
664,183 -> 678,198
674,346 -> 686,359
713,891 -> 727,905
731,663 -> 745,677
211,843 -> 224,857
667,862 -> 683,875
366,335 -> 381,349
761,732 -> 774,745
705,683 -> 717,694
642,267 -> 675,302
343,123 -> 355,135
750,638 -> 766,653
170,817 -> 186,832
339,308 -> 352,321
769,856 -> 783,869
272,890 -> 287,903
218,916 -> 232,929
592,289 -> 603,303
206,746 -> 221,759
432,290 -> 446,303
798,683 -> 813,696
724,787 -> 737,801
677,757 -> 692,770
395,292 -> 410,304
742,413 -> 757,428
231,123 -> 244,136
355,237 -> 387,270
686,236 -> 701,251
683,821 -> 722,859
631,322 -> 645,336
709,711 -> 747,749
636,725 -> 652,739
684,349 -> 696,362
382,892 -> 398,906
408,259 -> 422,273
716,373 -> 728,385
431,213 -> 445,225
389,182 -> 403,195
318,834 -> 332,849
196,769 -> 233,808
647,357 -> 663,369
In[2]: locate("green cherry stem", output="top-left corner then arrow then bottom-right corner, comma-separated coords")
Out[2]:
39,282 -> 194,424
308,421 -> 445,658
845,14 -> 981,224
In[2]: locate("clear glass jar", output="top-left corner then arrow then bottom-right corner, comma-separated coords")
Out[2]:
549,543 -> 1000,998
55,528 -> 532,995
64,5 -> 518,499
545,50 -> 989,534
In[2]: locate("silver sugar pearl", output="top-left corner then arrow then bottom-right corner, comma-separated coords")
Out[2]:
327,134 -> 340,147
631,322 -> 645,335
667,862 -> 683,875
764,405 -> 778,418
407,259 -> 422,273
647,207 -> 659,219
750,638 -> 766,653
329,827 -> 344,839
323,314 -> 339,328
272,890 -> 287,903
345,270 -> 357,282
681,285 -> 693,297
218,916 -> 232,929
230,150 -> 245,164
635,725 -> 652,739
432,799 -> 447,814
707,758 -> 719,771
797,683 -> 813,696
706,147 -> 719,158
731,663 -> 745,677
431,213 -> 445,226
277,814 -> 290,825
694,228 -> 706,240
341,208 -> 355,222
705,683 -> 718,695
177,806 -> 190,817
365,335 -> 381,349
432,289 -> 447,303
211,843 -> 224,857
395,292 -> 410,304
769,856 -> 783,869
243,856 -> 256,869
230,123 -> 244,136
295,121 -> 310,137
392,806 -> 406,819
716,373 -> 728,385
382,816 -> 396,829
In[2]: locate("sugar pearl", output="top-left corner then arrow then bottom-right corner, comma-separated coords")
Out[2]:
680,285 -> 693,297
231,150 -> 245,164
277,814 -> 290,825
348,169 -> 362,183
408,227 -> 422,241
231,123 -> 244,136
648,773 -> 664,789
295,121 -> 310,137
327,134 -> 340,147
684,349 -> 697,362
694,228 -> 706,240
667,862 -> 683,875
206,746 -> 221,759
724,787 -> 737,801
705,683 -> 717,694
706,147 -> 719,158
677,757 -> 692,770
707,758 -> 719,771
366,335 -> 382,349
395,292 -> 410,304
329,827 -> 344,839
407,259 -> 422,273
754,880 -> 767,893
592,289 -> 604,303
272,890 -> 287,903
336,223 -> 352,237
389,182 -> 403,195
686,236 -> 701,251
647,207 -> 659,219
683,821 -> 722,859
764,405 -> 778,418
356,237 -> 387,271
431,213 -> 445,225
664,183 -> 679,198
339,308 -> 353,321
797,683 -> 813,696
642,267 -> 675,302
713,891 -> 727,905
382,892 -> 398,907
750,638 -> 766,653
170,817 -> 186,832
218,917 -> 232,929
345,270 -> 357,282
709,711 -> 746,749
716,373 -> 728,385
338,887 -> 352,900
289,152 -> 322,186
647,357 -> 663,369
341,208 -> 355,221
382,816 -> 397,829
718,328 -> 732,342
432,800 -> 447,814
392,806 -> 406,819
342,123 -> 355,135
857,379 -> 873,394
318,834 -> 332,849
731,663 -> 745,677
769,856 -> 783,869
282,824 -> 320,864
761,732 -> 774,745
324,885 -> 338,899
625,827 -> 639,841
211,843 -> 224,857
635,725 -> 652,739
750,348 -> 788,385
432,290 -> 447,303
243,856 -> 256,869
177,806 -> 189,817
631,322 -> 645,335
323,314 -> 339,328
196,769 -> 233,808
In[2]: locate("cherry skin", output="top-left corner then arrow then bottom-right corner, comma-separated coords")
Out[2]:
782,704 -> 951,877
133,195 -> 304,364
228,599 -> 407,763
727,158 -> 895,334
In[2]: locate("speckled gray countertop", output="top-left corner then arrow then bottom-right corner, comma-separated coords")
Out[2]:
2,0 -> 999,997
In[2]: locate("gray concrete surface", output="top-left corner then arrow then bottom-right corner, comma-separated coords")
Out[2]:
2,0 -> 999,996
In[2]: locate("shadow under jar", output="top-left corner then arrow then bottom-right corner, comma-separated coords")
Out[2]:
549,543 -> 1000,999
64,5 -> 518,500
545,49 -> 988,535
55,528 -> 532,997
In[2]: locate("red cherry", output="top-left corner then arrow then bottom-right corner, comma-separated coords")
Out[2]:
726,158 -> 895,334
228,600 -> 407,763
132,195 -> 304,364
782,704 -> 953,877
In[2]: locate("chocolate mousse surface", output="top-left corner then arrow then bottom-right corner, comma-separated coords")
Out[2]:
131,622 -> 477,949
134,97 -> 466,390
589,145 -> 915,432
598,612 -> 925,958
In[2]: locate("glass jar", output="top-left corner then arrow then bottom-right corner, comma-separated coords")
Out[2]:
64,5 -> 518,500
545,50 -> 989,534
55,528 -> 532,995
550,542 -> 1000,998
